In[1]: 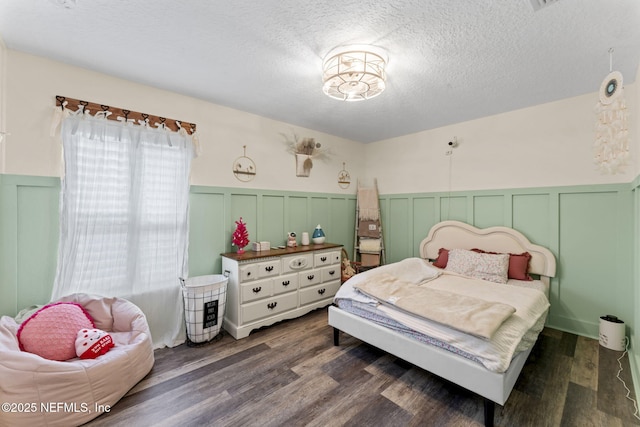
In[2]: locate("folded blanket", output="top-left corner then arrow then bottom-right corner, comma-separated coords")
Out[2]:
356,257 -> 441,284
354,273 -> 516,339
336,257 -> 441,305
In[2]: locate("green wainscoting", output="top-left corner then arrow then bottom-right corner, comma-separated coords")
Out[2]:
188,186 -> 357,278
631,176 -> 640,402
380,184 -> 633,338
0,175 -> 60,317
0,174 -> 635,345
188,190 -> 226,277
0,176 -> 356,317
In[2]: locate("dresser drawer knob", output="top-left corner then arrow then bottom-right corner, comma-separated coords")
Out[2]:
267,302 -> 278,310
318,288 -> 326,295
282,280 -> 290,286
289,258 -> 308,269
252,287 -> 262,293
321,256 -> 327,262
307,274 -> 314,281
265,265 -> 274,272
328,270 -> 335,275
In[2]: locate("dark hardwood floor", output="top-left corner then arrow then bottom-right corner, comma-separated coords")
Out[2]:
84,307 -> 640,426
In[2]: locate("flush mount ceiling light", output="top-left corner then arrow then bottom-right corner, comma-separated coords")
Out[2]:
322,45 -> 387,102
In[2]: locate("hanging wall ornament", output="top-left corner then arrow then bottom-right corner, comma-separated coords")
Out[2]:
599,71 -> 623,105
281,132 -> 331,177
233,145 -> 256,182
294,137 -> 320,177
593,49 -> 630,174
338,162 -> 351,189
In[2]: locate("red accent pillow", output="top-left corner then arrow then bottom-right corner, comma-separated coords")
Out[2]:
507,252 -> 533,281
471,248 -> 532,281
432,248 -> 449,268
17,302 -> 95,361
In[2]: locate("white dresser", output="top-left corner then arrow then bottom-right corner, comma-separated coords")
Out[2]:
221,243 -> 342,339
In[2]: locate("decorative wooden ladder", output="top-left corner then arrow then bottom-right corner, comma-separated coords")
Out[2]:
353,179 -> 385,272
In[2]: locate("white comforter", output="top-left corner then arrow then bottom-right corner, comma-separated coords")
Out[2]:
334,258 -> 550,373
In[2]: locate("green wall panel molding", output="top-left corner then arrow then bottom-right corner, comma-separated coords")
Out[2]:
16,185 -> 60,311
472,195 -> 505,229
229,193 -> 258,250
330,197 -> 357,259
631,176 -> 640,401
261,195 -> 286,246
0,175 -> 61,316
379,183 -> 633,338
309,197 -> 330,233
1,174 -> 636,348
388,198 -> 411,261
287,196 -> 310,245
556,191 -> 630,336
512,193 -> 553,249
411,197 -> 438,255
1,178 -> 356,316
440,196 -> 467,223
188,186 -> 357,280
188,191 -> 226,277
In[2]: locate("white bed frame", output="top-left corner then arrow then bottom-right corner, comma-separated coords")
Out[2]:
328,220 -> 556,427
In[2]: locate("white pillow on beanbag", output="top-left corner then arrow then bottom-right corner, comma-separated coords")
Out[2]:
75,328 -> 115,359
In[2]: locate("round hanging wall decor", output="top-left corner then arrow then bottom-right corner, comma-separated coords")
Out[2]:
232,145 -> 256,182
337,162 -> 351,189
599,71 -> 623,105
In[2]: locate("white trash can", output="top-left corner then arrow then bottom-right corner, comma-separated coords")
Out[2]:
180,274 -> 228,346
599,315 -> 625,351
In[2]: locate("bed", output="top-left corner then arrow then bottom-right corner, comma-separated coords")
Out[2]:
328,220 -> 556,427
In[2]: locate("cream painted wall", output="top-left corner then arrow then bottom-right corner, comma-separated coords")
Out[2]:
3,48 -> 639,196
364,88 -> 638,194
3,50 -> 366,194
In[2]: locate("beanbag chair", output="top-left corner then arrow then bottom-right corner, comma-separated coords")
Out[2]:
0,294 -> 154,427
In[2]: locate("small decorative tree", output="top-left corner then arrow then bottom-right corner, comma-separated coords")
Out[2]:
232,217 -> 250,254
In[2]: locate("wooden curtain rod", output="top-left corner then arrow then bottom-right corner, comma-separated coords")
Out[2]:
55,96 -> 197,135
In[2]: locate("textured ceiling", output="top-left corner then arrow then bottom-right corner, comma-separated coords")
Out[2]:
0,0 -> 639,143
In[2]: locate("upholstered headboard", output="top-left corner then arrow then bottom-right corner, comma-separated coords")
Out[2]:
419,221 -> 556,279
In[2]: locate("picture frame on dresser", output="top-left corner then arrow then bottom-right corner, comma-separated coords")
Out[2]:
221,243 -> 343,339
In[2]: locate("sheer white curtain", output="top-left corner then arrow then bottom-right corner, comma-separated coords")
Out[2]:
52,112 -> 193,348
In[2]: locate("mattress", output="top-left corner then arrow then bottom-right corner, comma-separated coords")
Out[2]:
336,298 -> 484,364
334,259 -> 550,373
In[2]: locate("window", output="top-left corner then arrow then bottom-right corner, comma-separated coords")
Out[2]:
53,113 -> 193,347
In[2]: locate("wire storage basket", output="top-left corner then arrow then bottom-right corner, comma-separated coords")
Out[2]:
180,274 -> 228,346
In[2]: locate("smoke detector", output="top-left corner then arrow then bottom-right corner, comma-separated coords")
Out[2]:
529,0 -> 560,11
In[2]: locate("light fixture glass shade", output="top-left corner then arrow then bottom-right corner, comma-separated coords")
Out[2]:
322,45 -> 387,101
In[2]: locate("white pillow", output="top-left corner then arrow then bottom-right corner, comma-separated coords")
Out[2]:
445,249 -> 509,284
